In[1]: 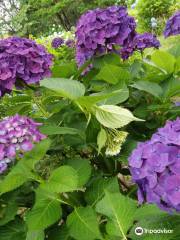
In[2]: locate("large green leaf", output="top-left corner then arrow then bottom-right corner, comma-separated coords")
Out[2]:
96,191 -> 137,239
95,105 -> 144,129
26,230 -> 44,240
162,77 -> 180,99
40,78 -> 85,100
93,53 -> 121,68
52,62 -> 76,78
0,139 -> 50,195
129,214 -> 180,240
99,84 -> 129,105
26,189 -> 61,230
130,204 -> 180,240
151,50 -> 176,74
0,199 -> 18,226
66,159 -> 92,187
77,84 -> 129,108
0,218 -> 26,240
42,166 -> 79,193
47,226 -> 70,240
39,125 -> 80,136
131,81 -> 163,98
95,65 -> 130,84
85,177 -> 119,206
67,206 -> 102,240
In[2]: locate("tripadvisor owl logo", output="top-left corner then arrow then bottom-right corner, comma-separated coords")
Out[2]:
135,226 -> 173,236
135,227 -> 144,236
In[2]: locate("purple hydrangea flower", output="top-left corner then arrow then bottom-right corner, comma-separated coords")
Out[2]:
0,114 -> 46,174
51,37 -> 64,48
129,118 -> 180,212
133,33 -> 160,51
120,33 -> 160,59
65,39 -> 75,48
164,11 -> 180,38
75,6 -> 136,66
0,37 -> 53,96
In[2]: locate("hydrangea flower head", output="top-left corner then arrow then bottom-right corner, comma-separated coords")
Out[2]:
0,114 -> 46,174
120,33 -> 160,59
164,11 -> 180,38
0,37 -> 53,96
129,118 -> 180,212
65,39 -> 75,48
51,37 -> 64,48
134,33 -> 160,51
75,6 -> 136,66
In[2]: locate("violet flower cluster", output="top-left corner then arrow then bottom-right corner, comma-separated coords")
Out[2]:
121,33 -> 160,59
75,6 -> 136,66
129,118 -> 180,212
75,5 -> 160,66
0,114 -> 46,174
65,39 -> 75,48
164,11 -> 180,38
0,37 -> 53,96
51,37 -> 64,48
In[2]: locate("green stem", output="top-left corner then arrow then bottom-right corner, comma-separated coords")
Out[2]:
32,96 -> 49,118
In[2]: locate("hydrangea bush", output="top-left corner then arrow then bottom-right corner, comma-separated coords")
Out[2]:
0,6 -> 179,240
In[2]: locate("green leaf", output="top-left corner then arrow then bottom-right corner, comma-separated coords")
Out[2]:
47,226 -> 70,240
67,159 -> 92,187
95,65 -> 130,84
76,93 -> 118,108
162,77 -> 180,99
96,191 -> 137,239
93,53 -> 121,68
26,189 -> 61,230
0,139 -> 50,195
40,78 -> 85,100
169,44 -> 180,58
134,204 -> 166,221
52,62 -> 76,78
39,125 -> 80,136
131,81 -> 163,98
129,214 -> 180,240
67,206 -> 102,240
95,105 -> 144,129
85,177 -> 119,206
97,128 -> 107,154
0,200 -> 18,226
26,230 -> 44,240
151,50 -> 176,73
20,139 -> 51,169
0,218 -> 26,240
42,166 -> 78,193
99,84 -> 129,105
